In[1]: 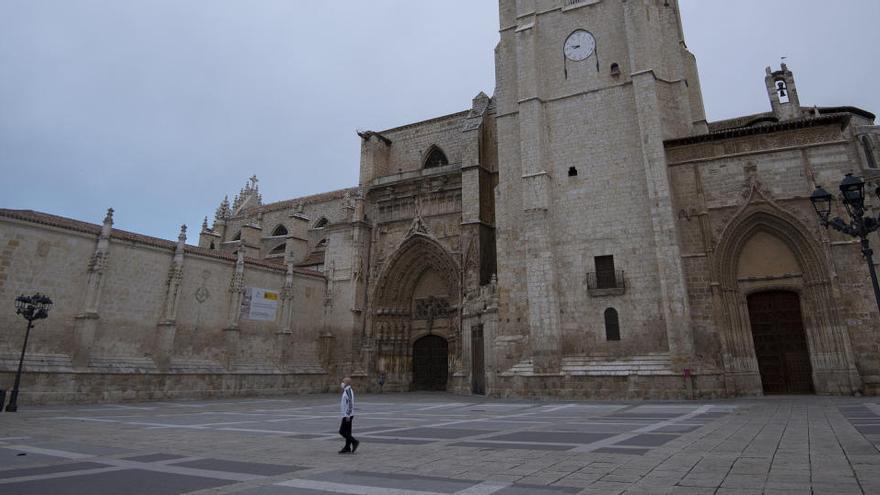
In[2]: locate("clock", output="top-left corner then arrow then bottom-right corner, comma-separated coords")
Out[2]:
564,30 -> 596,62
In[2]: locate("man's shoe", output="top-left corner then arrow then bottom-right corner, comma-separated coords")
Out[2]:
338,448 -> 351,454
351,440 -> 360,453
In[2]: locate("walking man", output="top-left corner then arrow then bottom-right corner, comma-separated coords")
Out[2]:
338,377 -> 359,454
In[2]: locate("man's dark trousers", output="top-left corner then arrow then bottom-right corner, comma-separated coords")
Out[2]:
339,416 -> 357,451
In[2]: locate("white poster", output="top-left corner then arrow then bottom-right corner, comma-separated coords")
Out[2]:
240,288 -> 279,321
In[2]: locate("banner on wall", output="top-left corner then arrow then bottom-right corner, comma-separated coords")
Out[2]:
240,288 -> 280,321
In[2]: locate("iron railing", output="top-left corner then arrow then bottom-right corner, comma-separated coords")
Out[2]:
586,270 -> 626,294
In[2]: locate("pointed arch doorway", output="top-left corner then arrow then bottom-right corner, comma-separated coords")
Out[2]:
747,290 -> 813,394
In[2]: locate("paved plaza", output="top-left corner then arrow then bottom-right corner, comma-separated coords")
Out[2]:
2,394 -> 880,494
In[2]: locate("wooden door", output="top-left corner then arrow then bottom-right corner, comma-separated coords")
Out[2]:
748,291 -> 814,395
412,335 -> 448,391
471,325 -> 486,395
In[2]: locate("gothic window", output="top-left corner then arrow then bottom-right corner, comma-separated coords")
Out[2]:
269,244 -> 285,255
209,241 -> 215,250
861,136 -> 877,169
272,224 -> 288,236
315,238 -> 328,250
313,217 -> 329,229
232,231 -> 241,241
424,146 -> 449,168
594,255 -> 616,289
568,166 -> 578,177
604,308 -> 621,341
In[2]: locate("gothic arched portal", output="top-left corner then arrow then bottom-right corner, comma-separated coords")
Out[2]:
712,203 -> 859,395
369,234 -> 460,391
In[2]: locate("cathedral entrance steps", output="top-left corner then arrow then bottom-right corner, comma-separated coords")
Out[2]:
502,354 -> 676,377
0,353 -> 74,373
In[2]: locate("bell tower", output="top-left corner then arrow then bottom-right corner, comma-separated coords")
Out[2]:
494,0 -> 704,373
765,63 -> 803,121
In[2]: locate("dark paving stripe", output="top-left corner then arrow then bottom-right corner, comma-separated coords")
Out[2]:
0,462 -> 107,479
358,437 -> 433,445
486,431 -> 613,444
309,470 -> 478,493
2,469 -> 233,495
0,450 -> 64,468
593,447 -> 652,455
352,426 -> 407,433
610,413 -> 681,419
653,424 -> 700,434
286,434 -> 327,439
499,484 -> 582,494
173,458 -> 301,476
615,433 -> 679,447
121,453 -> 186,463
450,441 -> 574,451
233,486 -> 332,495
384,428 -> 489,439
29,441 -> 130,456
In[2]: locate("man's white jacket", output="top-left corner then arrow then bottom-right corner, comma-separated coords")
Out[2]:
340,385 -> 354,418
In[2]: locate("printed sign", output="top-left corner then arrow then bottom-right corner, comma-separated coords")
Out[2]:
240,288 -> 279,321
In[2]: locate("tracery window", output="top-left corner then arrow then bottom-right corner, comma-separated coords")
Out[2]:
272,224 -> 288,236
424,146 -> 449,168
313,217 -> 329,229
414,297 -> 450,320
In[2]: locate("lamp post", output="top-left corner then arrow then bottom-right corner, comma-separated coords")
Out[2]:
810,173 -> 880,315
5,293 -> 52,412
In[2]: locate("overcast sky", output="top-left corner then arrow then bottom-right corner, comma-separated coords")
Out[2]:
2,1 -> 879,241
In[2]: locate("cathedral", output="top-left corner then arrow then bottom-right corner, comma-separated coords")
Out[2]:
2,0 -> 880,403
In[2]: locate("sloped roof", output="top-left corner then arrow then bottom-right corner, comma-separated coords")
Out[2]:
252,187 -> 359,215
666,113 -> 851,147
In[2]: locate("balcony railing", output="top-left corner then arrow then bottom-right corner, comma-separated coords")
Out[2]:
586,270 -> 626,296
563,0 -> 599,9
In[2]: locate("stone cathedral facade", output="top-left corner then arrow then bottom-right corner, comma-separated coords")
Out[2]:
3,0 -> 880,403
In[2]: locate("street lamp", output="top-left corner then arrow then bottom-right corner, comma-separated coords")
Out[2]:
5,293 -> 52,412
810,173 -> 880,315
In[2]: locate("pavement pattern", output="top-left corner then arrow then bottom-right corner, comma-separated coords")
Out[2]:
1,393 -> 880,494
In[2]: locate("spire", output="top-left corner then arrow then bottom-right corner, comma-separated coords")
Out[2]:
231,175 -> 263,215
215,196 -> 231,221
201,216 -> 210,232
100,208 -> 114,240
176,224 -> 187,254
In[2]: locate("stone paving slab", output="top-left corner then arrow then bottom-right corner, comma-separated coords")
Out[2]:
0,461 -> 107,479
3,468 -> 235,495
1,393 -> 880,494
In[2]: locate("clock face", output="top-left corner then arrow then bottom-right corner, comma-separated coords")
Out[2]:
564,30 -> 596,62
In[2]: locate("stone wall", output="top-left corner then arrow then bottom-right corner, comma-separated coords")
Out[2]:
0,209 -> 332,404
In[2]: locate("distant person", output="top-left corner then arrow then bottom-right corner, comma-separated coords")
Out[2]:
338,377 -> 359,454
378,371 -> 386,393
